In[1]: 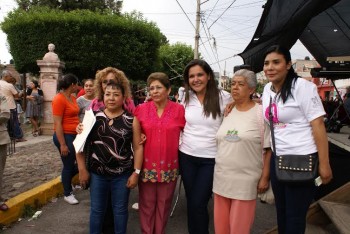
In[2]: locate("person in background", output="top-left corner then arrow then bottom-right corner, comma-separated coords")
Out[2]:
344,86 -> 350,118
135,72 -> 185,234
77,79 -> 95,121
76,80 -> 143,234
26,80 -> 44,136
0,89 -> 11,211
90,67 -> 135,114
262,45 -> 332,233
213,69 -> 271,234
177,81 -> 185,103
0,70 -> 25,142
179,59 -> 232,234
52,73 -> 80,205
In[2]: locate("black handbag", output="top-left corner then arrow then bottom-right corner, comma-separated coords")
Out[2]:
268,97 -> 318,183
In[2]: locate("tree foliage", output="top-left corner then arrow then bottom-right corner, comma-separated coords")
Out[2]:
15,0 -> 123,14
158,42 -> 194,88
1,7 -> 163,80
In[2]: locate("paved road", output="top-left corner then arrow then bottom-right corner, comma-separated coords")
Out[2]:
2,182 -> 276,234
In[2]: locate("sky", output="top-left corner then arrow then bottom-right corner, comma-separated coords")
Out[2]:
1,0 -> 312,76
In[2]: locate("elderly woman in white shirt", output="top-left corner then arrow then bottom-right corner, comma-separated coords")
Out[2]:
213,69 -> 271,234
179,59 -> 232,234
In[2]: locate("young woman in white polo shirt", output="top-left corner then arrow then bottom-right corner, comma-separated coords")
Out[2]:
179,59 -> 232,234
262,45 -> 333,234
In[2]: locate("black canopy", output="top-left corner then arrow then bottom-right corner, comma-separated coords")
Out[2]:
239,0 -> 350,73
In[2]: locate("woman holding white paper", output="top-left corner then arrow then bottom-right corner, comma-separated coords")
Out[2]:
76,80 -> 143,234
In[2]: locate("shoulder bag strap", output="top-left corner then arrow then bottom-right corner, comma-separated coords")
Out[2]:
269,97 -> 277,155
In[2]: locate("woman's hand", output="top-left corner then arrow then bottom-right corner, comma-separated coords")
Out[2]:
257,176 -> 270,194
139,133 -> 147,145
224,101 -> 235,117
79,168 -> 90,189
76,123 -> 84,134
126,173 -> 139,189
318,163 -> 333,185
60,144 -> 69,156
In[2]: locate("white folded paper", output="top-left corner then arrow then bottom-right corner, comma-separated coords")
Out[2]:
73,109 -> 96,153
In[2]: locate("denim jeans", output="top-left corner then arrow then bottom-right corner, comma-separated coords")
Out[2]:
90,172 -> 131,234
53,133 -> 78,196
270,153 -> 316,234
179,151 -> 215,234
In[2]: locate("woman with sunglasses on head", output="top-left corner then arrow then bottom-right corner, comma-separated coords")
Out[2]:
89,67 -> 135,114
262,45 -> 332,233
134,72 -> 185,234
179,59 -> 232,234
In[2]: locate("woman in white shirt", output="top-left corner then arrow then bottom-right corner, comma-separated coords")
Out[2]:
262,45 -> 332,234
213,69 -> 271,234
179,59 -> 232,234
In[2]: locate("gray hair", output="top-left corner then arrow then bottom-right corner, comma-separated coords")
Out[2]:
1,70 -> 13,80
233,69 -> 257,88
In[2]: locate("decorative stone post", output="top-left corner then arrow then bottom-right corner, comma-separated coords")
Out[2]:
36,44 -> 65,135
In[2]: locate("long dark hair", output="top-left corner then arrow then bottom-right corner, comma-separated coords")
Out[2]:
57,73 -> 78,91
183,59 -> 221,119
264,45 -> 298,103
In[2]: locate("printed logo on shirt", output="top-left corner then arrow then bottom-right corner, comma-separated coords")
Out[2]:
265,102 -> 286,129
224,129 -> 240,142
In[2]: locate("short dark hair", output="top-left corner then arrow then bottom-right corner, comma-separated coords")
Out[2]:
147,72 -> 170,89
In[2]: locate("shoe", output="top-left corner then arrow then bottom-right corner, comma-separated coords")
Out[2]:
32,131 -> 38,137
64,194 -> 79,205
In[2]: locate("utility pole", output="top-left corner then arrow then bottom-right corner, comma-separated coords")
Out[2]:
194,0 -> 201,59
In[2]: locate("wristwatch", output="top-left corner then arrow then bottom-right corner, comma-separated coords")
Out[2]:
133,168 -> 141,175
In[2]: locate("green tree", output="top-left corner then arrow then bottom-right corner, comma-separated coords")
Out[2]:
1,7 -> 163,80
15,0 -> 123,14
158,42 -> 194,88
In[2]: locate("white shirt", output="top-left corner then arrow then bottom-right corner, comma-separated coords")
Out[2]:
213,103 -> 271,200
0,80 -> 18,109
177,86 -> 185,103
179,90 -> 232,158
262,78 -> 325,155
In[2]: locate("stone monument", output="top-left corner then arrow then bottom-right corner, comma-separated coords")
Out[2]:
37,43 -> 65,135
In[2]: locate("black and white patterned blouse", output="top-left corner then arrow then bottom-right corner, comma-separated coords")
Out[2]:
88,111 -> 134,176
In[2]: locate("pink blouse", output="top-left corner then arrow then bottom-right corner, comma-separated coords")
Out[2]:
134,100 -> 185,183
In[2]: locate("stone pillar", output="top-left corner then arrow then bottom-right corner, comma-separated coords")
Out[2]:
36,60 -> 65,135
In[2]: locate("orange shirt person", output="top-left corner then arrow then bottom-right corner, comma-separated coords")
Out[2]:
52,73 -> 80,205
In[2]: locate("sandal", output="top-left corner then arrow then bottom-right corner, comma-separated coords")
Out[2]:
33,131 -> 38,137
0,203 -> 9,211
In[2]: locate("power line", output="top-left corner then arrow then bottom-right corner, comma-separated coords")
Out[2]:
174,0 -> 196,30
208,0 -> 237,29
204,0 -> 220,23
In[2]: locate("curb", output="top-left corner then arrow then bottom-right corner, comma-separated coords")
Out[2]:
0,175 -> 79,226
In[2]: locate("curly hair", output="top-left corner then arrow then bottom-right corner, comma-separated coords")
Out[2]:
94,67 -> 131,101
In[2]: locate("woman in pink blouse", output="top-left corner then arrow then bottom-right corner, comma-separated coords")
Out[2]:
134,72 -> 185,234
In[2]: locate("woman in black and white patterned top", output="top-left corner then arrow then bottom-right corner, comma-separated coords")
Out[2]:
76,80 -> 143,234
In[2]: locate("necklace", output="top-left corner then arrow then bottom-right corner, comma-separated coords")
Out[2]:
104,110 -> 124,126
